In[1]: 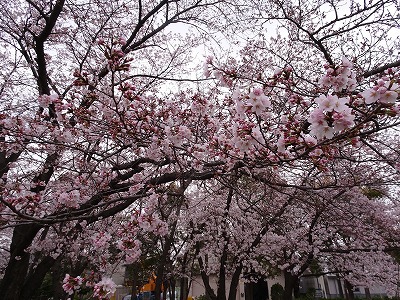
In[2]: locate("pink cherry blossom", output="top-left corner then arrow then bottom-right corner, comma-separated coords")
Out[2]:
63,274 -> 83,295
360,88 -> 380,104
315,94 -> 337,111
309,121 -> 335,140
1,1 -> 400,299
308,108 -> 326,125
379,90 -> 398,104
93,277 -> 116,299
332,107 -> 355,132
332,96 -> 349,112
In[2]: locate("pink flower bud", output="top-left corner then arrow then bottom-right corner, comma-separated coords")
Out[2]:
377,87 -> 387,94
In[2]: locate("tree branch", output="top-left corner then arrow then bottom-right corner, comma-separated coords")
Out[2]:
363,59 -> 400,78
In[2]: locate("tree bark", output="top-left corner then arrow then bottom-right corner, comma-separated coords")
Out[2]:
21,255 -> 57,299
344,280 -> 354,300
51,260 -> 72,300
0,224 -> 42,299
283,271 -> 299,300
216,187 -> 234,300
131,263 -> 139,299
365,287 -> 371,300
180,276 -> 188,300
169,279 -> 176,300
336,276 -> 344,298
228,265 -> 242,300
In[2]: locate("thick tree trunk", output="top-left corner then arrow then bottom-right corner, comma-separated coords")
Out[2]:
0,224 -> 41,299
21,255 -> 57,299
51,260 -> 72,300
0,250 -> 30,299
283,271 -> 298,300
228,265 -> 242,300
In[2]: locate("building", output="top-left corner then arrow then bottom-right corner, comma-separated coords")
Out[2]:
299,273 -> 387,299
112,267 -> 389,300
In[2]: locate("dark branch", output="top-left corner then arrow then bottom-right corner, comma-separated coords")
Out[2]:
363,60 -> 400,78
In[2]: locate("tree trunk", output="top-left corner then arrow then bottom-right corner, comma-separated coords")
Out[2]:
198,256 -> 217,300
293,279 -> 300,299
216,248 -> 227,300
344,280 -> 354,300
216,187 -> 235,300
365,287 -> 371,300
21,255 -> 57,299
163,280 -> 168,300
283,271 -> 298,300
155,226 -> 177,300
170,279 -> 176,300
336,276 -> 344,299
180,276 -> 188,300
131,264 -> 139,299
228,265 -> 242,300
156,186 -> 187,300
51,260 -> 71,300
0,224 -> 41,299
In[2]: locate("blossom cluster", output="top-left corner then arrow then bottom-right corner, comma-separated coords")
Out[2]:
92,232 -> 112,248
308,94 -> 354,140
234,87 -> 271,118
97,37 -> 132,72
318,57 -> 357,92
202,55 -> 399,172
62,274 -> 83,295
57,190 -> 81,208
361,77 -> 399,105
203,56 -> 235,87
116,201 -> 168,264
93,277 -> 117,299
117,238 -> 142,264
63,274 -> 116,300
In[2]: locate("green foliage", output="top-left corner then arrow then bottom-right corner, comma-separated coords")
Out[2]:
295,295 -> 394,300
72,286 -> 93,300
271,283 -> 284,300
195,295 -> 211,300
297,288 -> 315,300
361,187 -> 386,199
309,259 -> 322,275
31,272 -> 53,300
389,249 -> 400,264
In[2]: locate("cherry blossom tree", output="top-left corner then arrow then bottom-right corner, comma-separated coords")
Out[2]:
178,157 -> 400,300
0,0 -> 400,299
0,0 -> 228,298
178,0 -> 400,299
263,185 -> 400,300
